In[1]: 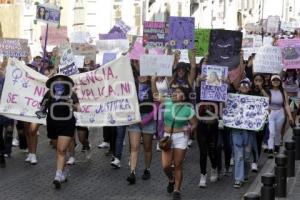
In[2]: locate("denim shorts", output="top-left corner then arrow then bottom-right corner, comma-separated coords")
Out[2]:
127,114 -> 157,134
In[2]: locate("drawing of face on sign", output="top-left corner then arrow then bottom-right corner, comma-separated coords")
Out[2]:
208,30 -> 242,69
282,47 -> 299,60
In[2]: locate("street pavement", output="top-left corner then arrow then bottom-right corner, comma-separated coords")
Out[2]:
0,126 -> 262,200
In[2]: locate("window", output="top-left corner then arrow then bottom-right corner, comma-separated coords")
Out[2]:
0,0 -> 15,3
134,4 -> 141,35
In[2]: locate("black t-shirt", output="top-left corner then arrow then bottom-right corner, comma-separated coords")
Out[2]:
137,82 -> 153,114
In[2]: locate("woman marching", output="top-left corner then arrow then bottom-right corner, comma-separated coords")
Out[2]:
38,74 -> 80,189
151,76 -> 197,200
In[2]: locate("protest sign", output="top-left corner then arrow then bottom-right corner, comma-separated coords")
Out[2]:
102,52 -> 117,65
263,36 -> 273,46
165,17 -> 195,49
0,57 -> 141,126
41,26 -> 68,46
223,93 -> 269,131
266,16 -> 280,34
208,30 -> 243,69
59,63 -> 79,76
58,43 -> 79,76
108,20 -> 131,35
70,32 -> 90,44
140,54 -> 174,76
194,29 -> 210,56
99,33 -> 127,40
277,39 -> 300,69
74,55 -> 85,68
253,45 -> 283,73
96,39 -> 129,52
0,38 -> 28,58
71,43 -> 97,64
242,35 -> 263,60
200,65 -> 228,102
143,21 -> 166,48
36,3 -> 61,24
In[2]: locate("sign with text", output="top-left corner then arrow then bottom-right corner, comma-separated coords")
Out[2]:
41,26 -> 68,46
277,39 -> 300,69
96,39 -> 129,52
223,93 -> 269,131
140,54 -> 174,76
71,43 -> 97,64
200,65 -> 228,102
266,16 -> 280,34
0,57 -> 141,126
242,35 -> 263,60
195,29 -> 210,56
165,17 -> 195,49
253,45 -> 283,73
143,21 -> 166,48
208,30 -> 243,69
102,52 -> 117,65
0,38 -> 28,58
36,4 -> 61,24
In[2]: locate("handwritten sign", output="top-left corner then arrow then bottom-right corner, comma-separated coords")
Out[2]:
36,4 -> 61,24
41,26 -> 68,46
266,16 -> 280,34
0,38 -> 28,58
0,57 -> 141,126
165,17 -> 195,49
143,21 -> 166,48
253,45 -> 283,73
208,30 -> 243,69
108,20 -> 131,35
277,39 -> 300,69
74,55 -> 85,68
59,63 -> 79,76
200,65 -> 228,102
140,55 -> 174,76
223,93 -> 269,131
71,43 -> 97,64
242,35 -> 263,60
195,29 -> 210,56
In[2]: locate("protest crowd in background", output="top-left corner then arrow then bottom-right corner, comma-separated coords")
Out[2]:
2,3 -> 300,200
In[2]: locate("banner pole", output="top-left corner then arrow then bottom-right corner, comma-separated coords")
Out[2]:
42,23 -> 49,69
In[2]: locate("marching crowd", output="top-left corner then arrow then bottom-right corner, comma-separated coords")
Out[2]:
1,33 -> 300,200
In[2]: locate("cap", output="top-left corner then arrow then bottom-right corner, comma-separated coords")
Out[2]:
240,78 -> 251,85
271,75 -> 281,81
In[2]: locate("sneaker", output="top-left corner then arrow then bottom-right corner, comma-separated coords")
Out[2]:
12,138 -> 19,147
53,171 -> 62,189
243,177 -> 249,183
233,181 -> 243,188
167,181 -> 175,193
126,172 -> 136,184
4,154 -> 9,158
61,168 -> 69,183
67,157 -> 75,165
110,157 -> 121,168
97,142 -> 109,149
156,142 -> 161,152
198,174 -> 207,188
187,139 -> 193,148
0,154 -> 5,168
84,145 -> 92,160
173,191 -> 181,200
268,150 -> 274,159
262,144 -> 268,153
30,154 -> 37,165
210,168 -> 218,182
230,158 -> 234,166
25,153 -> 32,162
251,163 -> 258,173
142,169 -> 151,180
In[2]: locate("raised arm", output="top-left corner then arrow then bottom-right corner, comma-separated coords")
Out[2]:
151,75 -> 165,103
188,48 -> 197,86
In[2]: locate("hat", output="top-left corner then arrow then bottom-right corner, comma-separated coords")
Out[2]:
240,78 -> 251,85
45,74 -> 74,88
271,75 -> 281,81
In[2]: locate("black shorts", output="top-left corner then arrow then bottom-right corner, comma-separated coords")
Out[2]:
47,118 -> 76,140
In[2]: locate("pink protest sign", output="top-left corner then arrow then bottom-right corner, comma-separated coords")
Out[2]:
40,26 -> 68,46
277,39 -> 300,69
128,37 -> 164,60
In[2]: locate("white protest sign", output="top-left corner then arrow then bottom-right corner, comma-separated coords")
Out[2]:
178,49 -> 189,63
242,35 -> 263,60
70,32 -> 90,44
266,16 -> 280,34
253,45 -> 283,74
0,57 -> 141,126
96,39 -> 129,52
140,55 -> 174,76
223,93 -> 269,131
74,55 -> 85,68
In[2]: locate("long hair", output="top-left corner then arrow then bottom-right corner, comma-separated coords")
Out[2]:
252,73 -> 265,90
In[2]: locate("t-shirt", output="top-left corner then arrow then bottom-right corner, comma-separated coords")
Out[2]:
137,82 -> 154,114
164,98 -> 194,129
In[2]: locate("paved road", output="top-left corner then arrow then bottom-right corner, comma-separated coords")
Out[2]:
0,126 -> 262,200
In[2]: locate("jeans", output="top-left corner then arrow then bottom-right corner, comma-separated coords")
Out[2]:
231,129 -> 252,182
217,127 -> 232,172
268,108 -> 285,150
250,133 -> 259,163
114,126 -> 126,160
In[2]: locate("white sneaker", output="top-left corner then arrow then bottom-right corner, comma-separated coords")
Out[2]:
251,163 -> 258,173
210,168 -> 218,182
25,153 -> 32,162
67,157 -> 75,165
30,154 -> 38,165
262,144 -> 268,150
110,157 -> 121,168
156,142 -> 161,152
61,168 -> 69,182
97,142 -> 109,149
198,174 -> 207,188
230,158 -> 234,166
188,139 -> 193,148
12,138 -> 19,147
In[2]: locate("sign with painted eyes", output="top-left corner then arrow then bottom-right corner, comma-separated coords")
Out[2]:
223,93 -> 269,131
208,30 -> 243,69
165,17 -> 195,49
277,39 -> 300,69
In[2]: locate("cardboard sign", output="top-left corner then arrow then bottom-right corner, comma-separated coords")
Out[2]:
140,54 -> 174,76
208,30 -> 243,69
0,38 -> 28,57
253,45 -> 283,73
102,52 -> 117,65
0,57 -> 141,126
266,16 -> 280,34
143,21 -> 166,48
242,35 -> 263,60
195,29 -> 210,56
36,4 -> 61,24
96,39 -> 129,52
41,26 -> 68,46
200,65 -> 228,102
165,17 -> 195,49
223,93 -> 269,131
277,39 -> 300,69
71,43 -> 97,64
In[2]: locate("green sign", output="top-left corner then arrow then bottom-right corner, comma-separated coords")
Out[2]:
195,29 -> 211,56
